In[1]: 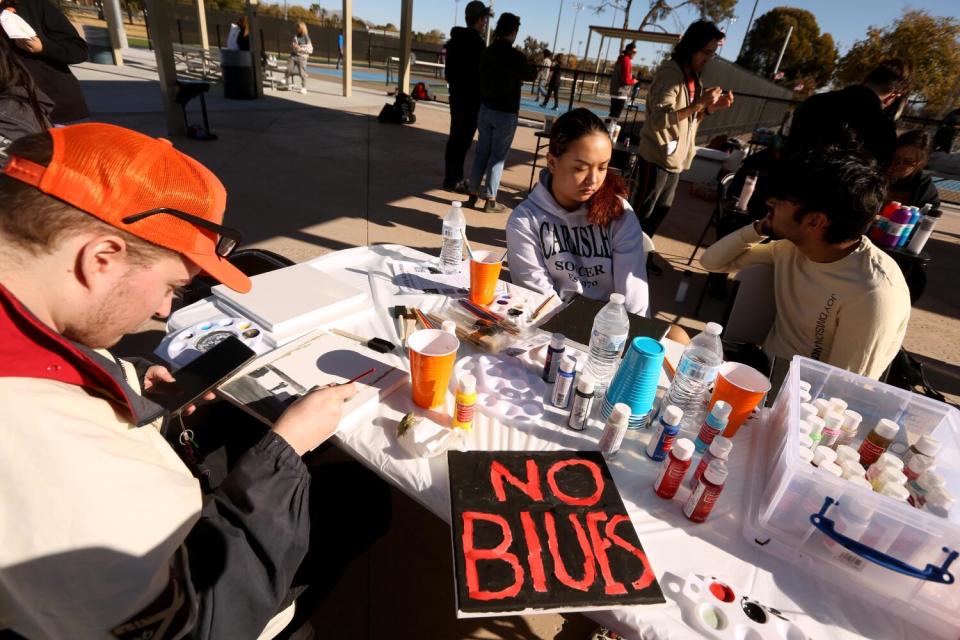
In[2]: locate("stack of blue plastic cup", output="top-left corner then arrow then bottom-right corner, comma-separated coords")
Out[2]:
601,336 -> 665,429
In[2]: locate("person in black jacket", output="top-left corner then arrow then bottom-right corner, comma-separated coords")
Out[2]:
0,32 -> 51,162
887,129 -> 940,210
467,12 -> 537,213
1,0 -> 88,123
787,59 -> 911,167
442,0 -> 490,193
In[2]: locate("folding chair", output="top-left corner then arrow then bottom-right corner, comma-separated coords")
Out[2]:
687,172 -> 735,265
720,263 -> 776,345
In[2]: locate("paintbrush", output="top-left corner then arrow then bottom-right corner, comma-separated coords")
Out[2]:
413,308 -> 435,329
530,294 -> 559,323
460,228 -> 476,261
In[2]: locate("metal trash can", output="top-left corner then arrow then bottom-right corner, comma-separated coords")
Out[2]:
219,49 -> 256,100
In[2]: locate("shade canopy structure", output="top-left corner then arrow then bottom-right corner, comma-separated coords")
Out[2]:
584,25 -> 681,75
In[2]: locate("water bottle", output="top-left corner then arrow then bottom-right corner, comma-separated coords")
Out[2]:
584,293 -> 630,395
661,322 -> 724,433
440,201 -> 465,274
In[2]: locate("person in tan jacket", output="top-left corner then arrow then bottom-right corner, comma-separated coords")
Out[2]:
699,150 -> 910,380
634,20 -> 733,274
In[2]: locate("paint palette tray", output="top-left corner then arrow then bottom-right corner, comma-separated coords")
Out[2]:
451,353 -> 546,427
680,573 -> 807,640
157,315 -> 266,369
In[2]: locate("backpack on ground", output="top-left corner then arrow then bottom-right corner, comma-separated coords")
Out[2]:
377,92 -> 416,124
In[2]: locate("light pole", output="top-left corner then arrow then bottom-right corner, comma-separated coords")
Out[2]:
552,0 -> 563,53
737,0 -> 760,60
486,0 -> 494,44
567,3 -> 584,61
453,0 -> 459,29
603,6 -> 619,64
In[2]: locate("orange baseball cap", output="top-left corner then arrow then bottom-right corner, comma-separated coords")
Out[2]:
1,123 -> 251,292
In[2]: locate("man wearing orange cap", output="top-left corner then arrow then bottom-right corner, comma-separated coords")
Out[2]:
0,124 -> 386,638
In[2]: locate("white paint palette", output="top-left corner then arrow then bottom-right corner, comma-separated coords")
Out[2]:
451,354 -> 546,427
158,316 -> 266,369
680,574 -> 808,640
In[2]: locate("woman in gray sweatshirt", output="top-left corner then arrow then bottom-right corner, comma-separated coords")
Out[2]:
506,108 -> 649,315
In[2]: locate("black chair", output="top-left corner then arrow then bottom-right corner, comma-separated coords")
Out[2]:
688,172 -> 735,266
175,81 -> 217,141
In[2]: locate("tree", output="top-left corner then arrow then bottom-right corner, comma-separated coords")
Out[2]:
592,0 -> 734,31
414,29 -> 445,44
836,10 -> 960,115
736,7 -> 837,90
522,35 -> 550,59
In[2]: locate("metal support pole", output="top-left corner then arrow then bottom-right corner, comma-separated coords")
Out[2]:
771,25 -> 792,78
195,0 -> 210,50
568,68 -> 578,112
342,0 -> 353,96
398,0 -> 413,94
143,0 -> 183,135
552,0 -> 563,53
247,0 -> 264,98
737,0 -> 760,61
102,0 -> 126,65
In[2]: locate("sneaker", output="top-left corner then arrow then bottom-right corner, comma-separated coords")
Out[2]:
483,199 -> 507,214
300,87 -> 308,94
454,179 -> 471,194
466,194 -> 479,209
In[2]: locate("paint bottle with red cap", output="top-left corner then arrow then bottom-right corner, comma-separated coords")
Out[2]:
653,438 -> 695,499
683,459 -> 728,523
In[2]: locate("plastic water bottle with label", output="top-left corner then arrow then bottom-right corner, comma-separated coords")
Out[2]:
661,322 -> 724,433
440,201 -> 465,274
583,293 -> 630,395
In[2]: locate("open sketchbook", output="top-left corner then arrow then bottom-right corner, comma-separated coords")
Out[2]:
219,330 -> 408,427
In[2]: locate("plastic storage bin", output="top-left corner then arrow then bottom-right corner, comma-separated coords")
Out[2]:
747,357 -> 958,637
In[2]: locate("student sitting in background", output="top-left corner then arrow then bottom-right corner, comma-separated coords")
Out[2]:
506,108 -> 649,315
699,150 -> 910,380
886,129 -> 940,211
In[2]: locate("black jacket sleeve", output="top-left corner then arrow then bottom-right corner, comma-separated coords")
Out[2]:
914,172 -> 941,210
184,431 -> 311,639
35,0 -> 88,66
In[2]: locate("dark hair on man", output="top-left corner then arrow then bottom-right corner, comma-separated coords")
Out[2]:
768,150 -> 888,244
0,35 -> 49,130
624,41 -> 637,54
671,20 -> 724,67
0,132 -> 172,263
548,108 -> 628,226
864,59 -> 912,96
543,49 -> 552,58
494,12 -> 520,38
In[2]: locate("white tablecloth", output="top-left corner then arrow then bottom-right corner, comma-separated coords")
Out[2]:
169,245 -> 930,640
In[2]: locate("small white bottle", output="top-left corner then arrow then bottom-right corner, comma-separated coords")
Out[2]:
599,403 -> 631,456
441,320 -> 457,335
736,170 -> 758,210
551,355 -> 577,409
568,373 -> 597,431
674,270 -> 693,303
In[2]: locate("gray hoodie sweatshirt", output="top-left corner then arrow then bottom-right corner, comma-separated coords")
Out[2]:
506,172 -> 649,315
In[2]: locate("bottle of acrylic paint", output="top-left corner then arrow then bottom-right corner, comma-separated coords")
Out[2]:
542,333 -> 566,383
798,434 -> 814,450
840,460 -> 866,480
906,207 -> 942,255
907,469 -> 946,507
683,459 -> 728,523
807,415 -> 826,449
820,411 -> 844,448
691,435 -> 732,490
654,438 -> 695,499
819,461 -> 842,478
923,488 -> 954,518
865,452 -> 903,483
568,373 -> 596,431
799,402 -> 819,424
903,453 -> 934,484
812,398 -> 833,418
828,396 -> 848,413
835,444 -> 860,468
812,446 -> 838,468
858,419 -> 900,466
880,483 -> 911,503
647,405 -> 683,461
871,466 -> 907,492
599,402 -> 631,456
551,355 -> 577,409
694,400 -> 731,453
903,435 -> 941,467
452,374 -> 478,430
835,410 -> 863,449
798,447 -> 814,465
824,497 -> 874,553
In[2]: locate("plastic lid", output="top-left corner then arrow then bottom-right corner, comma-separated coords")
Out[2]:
799,420 -> 813,437
823,412 -> 844,430
917,470 -> 946,490
880,483 -> 910,502
874,418 -> 900,439
799,389 -> 812,404
799,403 -> 819,422
840,495 -> 876,521
441,320 -> 457,334
876,467 -> 907,488
813,446 -> 838,466
609,293 -> 626,305
829,397 -> 848,413
841,410 -> 863,432
819,461 -> 843,477
672,438 -> 696,461
798,448 -> 815,464
835,445 -> 859,465
458,374 -> 477,394
709,400 -> 732,422
559,355 -> 577,373
704,322 -> 723,336
798,380 -> 812,393
704,459 -> 729,485
577,373 -> 596,394
848,476 -> 872,490
550,332 -> 566,349
841,460 -> 865,480
914,435 -> 941,457
610,402 -> 631,426
799,434 -> 814,450
907,454 -> 934,474
451,201 -> 462,208
925,488 -> 955,511
813,398 -> 833,418
709,435 -> 733,459
873,452 -> 904,472
661,405 -> 684,427
807,415 -> 826,437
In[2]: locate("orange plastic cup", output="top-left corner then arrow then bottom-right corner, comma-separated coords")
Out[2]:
708,362 -> 772,438
407,329 -> 460,409
469,250 -> 503,306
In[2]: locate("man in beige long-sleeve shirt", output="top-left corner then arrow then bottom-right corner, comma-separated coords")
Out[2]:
700,150 -> 910,379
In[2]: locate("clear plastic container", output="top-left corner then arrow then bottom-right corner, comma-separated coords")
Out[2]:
748,357 -> 960,638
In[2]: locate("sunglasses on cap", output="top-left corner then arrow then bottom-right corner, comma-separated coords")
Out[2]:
122,207 -> 243,257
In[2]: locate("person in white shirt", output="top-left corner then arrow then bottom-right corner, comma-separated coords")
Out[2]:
700,149 -> 910,379
506,108 -> 649,315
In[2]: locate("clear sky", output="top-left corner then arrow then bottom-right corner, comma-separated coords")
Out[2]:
307,0 -> 959,66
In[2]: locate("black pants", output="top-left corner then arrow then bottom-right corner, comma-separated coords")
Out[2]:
609,96 -> 626,118
541,83 -> 559,108
631,157 -> 680,236
444,99 -> 480,186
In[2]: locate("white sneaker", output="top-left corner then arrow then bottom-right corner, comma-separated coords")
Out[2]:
300,87 -> 308,94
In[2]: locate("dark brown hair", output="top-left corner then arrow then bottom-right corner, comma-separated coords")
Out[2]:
864,59 -> 912,96
548,108 -> 627,226
894,128 -> 931,166
0,132 -> 173,263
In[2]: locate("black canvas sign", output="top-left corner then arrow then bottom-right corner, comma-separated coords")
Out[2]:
448,451 -> 665,616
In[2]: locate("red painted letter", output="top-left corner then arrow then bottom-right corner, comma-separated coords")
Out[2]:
605,514 -> 657,591
462,511 -> 524,601
544,512 -> 596,592
490,459 -> 543,503
586,512 -> 627,595
519,512 -> 548,592
546,458 -> 605,507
